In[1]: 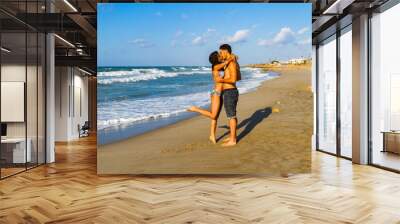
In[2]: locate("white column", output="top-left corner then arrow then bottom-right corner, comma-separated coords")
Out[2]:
45,0 -> 56,163
352,14 -> 369,164
312,45 -> 317,151
46,33 -> 55,163
55,67 -> 73,141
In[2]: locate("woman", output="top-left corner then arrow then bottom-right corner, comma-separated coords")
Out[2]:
187,51 -> 235,143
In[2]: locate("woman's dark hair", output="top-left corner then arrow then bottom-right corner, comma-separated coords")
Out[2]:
209,51 -> 220,70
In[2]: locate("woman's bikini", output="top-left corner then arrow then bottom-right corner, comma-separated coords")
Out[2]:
210,89 -> 221,96
210,66 -> 228,97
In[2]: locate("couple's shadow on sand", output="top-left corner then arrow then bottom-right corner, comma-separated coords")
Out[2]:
216,107 -> 272,143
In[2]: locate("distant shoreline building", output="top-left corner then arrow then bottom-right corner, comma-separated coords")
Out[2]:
285,58 -> 308,65
245,57 -> 311,68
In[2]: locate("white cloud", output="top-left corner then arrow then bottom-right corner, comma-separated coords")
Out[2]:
190,29 -> 217,46
204,28 -> 216,38
192,36 -> 205,46
297,38 -> 311,45
170,30 -> 184,47
129,39 -> 145,44
129,38 -> 155,48
222,29 -> 250,44
297,27 -> 309,34
257,39 -> 272,46
258,27 -> 296,46
273,27 -> 296,44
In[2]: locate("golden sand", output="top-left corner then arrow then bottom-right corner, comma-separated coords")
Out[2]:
98,66 -> 313,174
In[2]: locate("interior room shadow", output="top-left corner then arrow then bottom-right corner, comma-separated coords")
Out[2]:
216,107 -> 272,143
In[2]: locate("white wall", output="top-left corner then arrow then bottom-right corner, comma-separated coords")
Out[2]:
1,63 -> 46,164
54,67 -> 89,141
1,82 -> 25,122
55,66 -> 70,141
1,65 -> 26,139
1,65 -> 40,138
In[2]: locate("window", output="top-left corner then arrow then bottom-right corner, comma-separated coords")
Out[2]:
317,35 -> 337,154
0,1 -> 46,179
339,26 -> 352,158
370,2 -> 400,171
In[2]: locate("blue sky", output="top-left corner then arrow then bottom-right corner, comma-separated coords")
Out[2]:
98,3 -> 311,66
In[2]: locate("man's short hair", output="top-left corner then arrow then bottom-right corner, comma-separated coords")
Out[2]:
219,44 -> 232,54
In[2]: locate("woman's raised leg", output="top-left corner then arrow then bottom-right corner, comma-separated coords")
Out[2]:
187,94 -> 221,120
188,94 -> 222,143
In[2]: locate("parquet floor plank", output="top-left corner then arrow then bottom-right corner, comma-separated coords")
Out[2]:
0,135 -> 400,223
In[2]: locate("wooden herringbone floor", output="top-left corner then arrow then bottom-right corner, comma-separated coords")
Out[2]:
1,135 -> 400,224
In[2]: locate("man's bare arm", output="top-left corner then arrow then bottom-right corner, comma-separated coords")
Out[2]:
213,56 -> 235,71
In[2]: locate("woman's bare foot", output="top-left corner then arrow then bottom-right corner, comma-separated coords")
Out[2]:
187,106 -> 198,112
222,140 -> 236,147
209,136 -> 216,144
222,138 -> 230,143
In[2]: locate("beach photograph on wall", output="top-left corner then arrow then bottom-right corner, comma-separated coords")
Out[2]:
97,3 -> 312,174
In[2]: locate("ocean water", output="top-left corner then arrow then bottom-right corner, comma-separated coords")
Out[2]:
97,66 -> 279,145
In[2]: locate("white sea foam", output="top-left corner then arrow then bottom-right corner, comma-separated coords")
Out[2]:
236,67 -> 278,93
98,67 -> 211,85
97,91 -> 210,130
98,68 -> 162,77
97,67 -> 279,130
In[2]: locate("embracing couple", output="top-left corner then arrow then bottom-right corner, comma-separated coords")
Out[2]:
188,44 -> 241,147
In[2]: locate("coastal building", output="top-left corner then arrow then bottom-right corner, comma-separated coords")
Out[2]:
287,58 -> 307,64
0,0 -> 399,223
271,60 -> 281,65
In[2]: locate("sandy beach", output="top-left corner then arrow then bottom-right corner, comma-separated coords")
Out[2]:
98,65 -> 312,174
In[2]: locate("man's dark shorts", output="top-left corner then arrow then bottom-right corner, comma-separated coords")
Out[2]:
222,88 -> 239,119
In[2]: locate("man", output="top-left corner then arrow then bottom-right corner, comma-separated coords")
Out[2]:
214,44 -> 240,147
